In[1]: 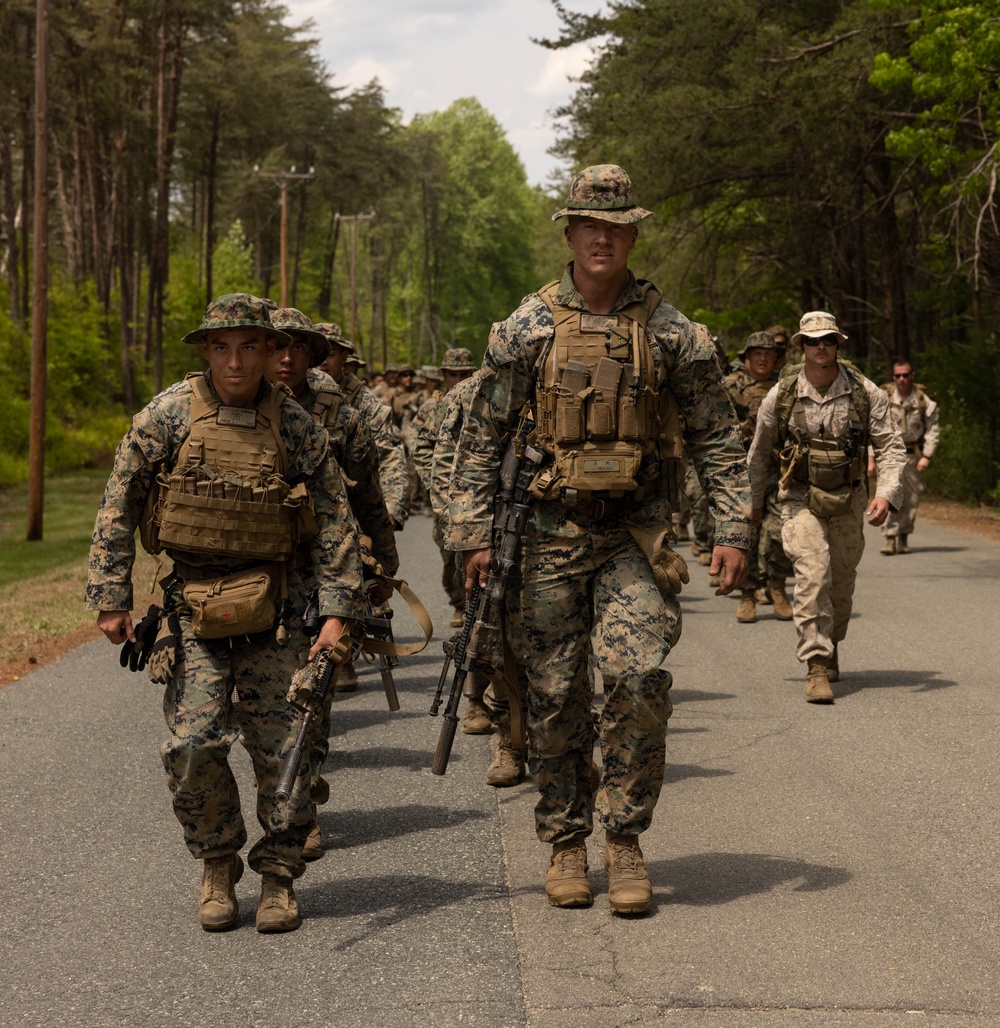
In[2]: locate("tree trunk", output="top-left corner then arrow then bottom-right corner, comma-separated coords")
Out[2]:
870,136 -> 909,363
317,208 -> 340,318
1,128 -> 22,326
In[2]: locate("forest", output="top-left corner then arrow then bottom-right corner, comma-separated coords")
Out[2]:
1,0 -> 998,503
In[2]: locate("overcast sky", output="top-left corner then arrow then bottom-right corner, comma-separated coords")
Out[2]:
283,0 -> 607,189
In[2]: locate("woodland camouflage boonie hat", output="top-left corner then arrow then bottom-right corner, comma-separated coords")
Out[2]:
552,164 -> 653,224
345,352 -> 366,368
791,310 -> 848,346
182,293 -> 291,347
313,322 -> 356,354
396,364 -> 415,376
739,330 -> 782,358
439,347 -> 477,371
269,307 -> 331,366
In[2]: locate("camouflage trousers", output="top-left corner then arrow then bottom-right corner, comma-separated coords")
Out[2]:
434,515 -> 467,612
756,483 -> 793,587
683,460 -> 714,554
780,488 -> 867,664
882,454 -> 923,538
510,503 -> 681,844
159,583 -> 313,879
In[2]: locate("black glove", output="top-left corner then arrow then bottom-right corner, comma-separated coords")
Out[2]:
119,605 -> 164,672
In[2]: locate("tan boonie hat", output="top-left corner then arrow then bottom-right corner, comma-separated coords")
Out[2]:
739,330 -> 782,358
440,347 -> 477,371
182,293 -> 291,347
552,164 -> 653,224
791,311 -> 848,345
313,322 -> 356,354
422,364 -> 442,380
269,307 -> 330,366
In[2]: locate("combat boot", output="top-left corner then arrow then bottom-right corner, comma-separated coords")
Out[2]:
805,659 -> 834,703
461,697 -> 493,735
880,536 -> 896,556
897,534 -> 911,554
605,832 -> 652,914
485,732 -> 526,787
302,822 -> 324,862
756,585 -> 772,605
769,578 -> 794,621
545,838 -> 592,908
708,572 -> 722,588
736,590 -> 757,623
826,644 -> 839,683
696,550 -> 712,566
198,853 -> 243,931
256,873 -> 300,932
449,608 -> 465,628
334,659 -> 358,693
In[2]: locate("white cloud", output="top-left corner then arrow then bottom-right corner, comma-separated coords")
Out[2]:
526,42 -> 598,99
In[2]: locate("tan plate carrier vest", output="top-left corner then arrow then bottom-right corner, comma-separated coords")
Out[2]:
150,373 -> 311,561
529,280 -> 683,502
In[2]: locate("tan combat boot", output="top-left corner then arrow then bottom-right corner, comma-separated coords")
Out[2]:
198,853 -> 243,931
805,659 -> 834,703
897,534 -> 911,554
880,536 -> 896,556
826,644 -> 839,683
256,874 -> 300,932
545,838 -> 592,908
768,578 -> 794,621
461,697 -> 493,735
605,832 -> 652,914
736,590 -> 757,623
696,550 -> 712,566
449,608 -> 465,628
334,659 -> 358,693
485,732 -> 526,788
302,822 -> 324,862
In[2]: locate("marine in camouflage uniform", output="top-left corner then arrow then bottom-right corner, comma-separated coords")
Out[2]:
874,358 -> 940,555
268,308 -> 398,856
86,294 -> 366,933
315,324 -> 410,529
446,166 -> 752,914
723,330 -> 793,623
748,311 -> 905,703
411,347 -> 480,629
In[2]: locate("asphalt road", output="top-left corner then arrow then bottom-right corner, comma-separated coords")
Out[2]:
2,511 -> 999,1027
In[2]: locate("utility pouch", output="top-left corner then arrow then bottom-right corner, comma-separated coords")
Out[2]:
807,485 -> 853,518
586,358 -> 623,440
555,360 -> 589,443
182,565 -> 279,639
807,441 -> 852,492
558,439 -> 643,493
618,364 -> 640,440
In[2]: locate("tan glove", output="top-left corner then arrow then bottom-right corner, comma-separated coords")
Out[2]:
146,611 -> 180,685
627,525 -> 690,598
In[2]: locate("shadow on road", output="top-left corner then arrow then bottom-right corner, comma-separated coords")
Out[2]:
664,762 -> 735,784
836,668 -> 958,696
652,851 -> 852,905
323,745 -> 435,773
320,802 -> 490,849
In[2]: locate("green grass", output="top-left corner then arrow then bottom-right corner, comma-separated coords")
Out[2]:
0,469 -> 111,589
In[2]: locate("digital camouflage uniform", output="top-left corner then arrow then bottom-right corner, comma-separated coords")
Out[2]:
446,265 -> 752,844
748,352 -> 905,668
723,338 -> 792,591
879,381 -> 939,545
86,370 -> 365,882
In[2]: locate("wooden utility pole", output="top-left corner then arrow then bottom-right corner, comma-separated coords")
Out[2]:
27,0 -> 49,541
335,210 -> 376,359
254,165 -> 314,306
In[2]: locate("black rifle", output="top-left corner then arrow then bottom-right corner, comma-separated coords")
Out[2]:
429,413 -> 543,775
276,648 -> 336,802
363,595 -> 400,711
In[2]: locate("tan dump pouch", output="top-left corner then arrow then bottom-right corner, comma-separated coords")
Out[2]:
182,565 -> 279,639
805,440 -> 854,517
555,439 -> 644,493
157,488 -> 298,560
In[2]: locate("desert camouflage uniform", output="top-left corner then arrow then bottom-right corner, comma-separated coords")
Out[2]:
748,367 -> 905,664
446,266 -> 752,843
86,371 -> 365,880
880,383 -> 940,542
341,369 -> 410,526
723,366 -> 792,586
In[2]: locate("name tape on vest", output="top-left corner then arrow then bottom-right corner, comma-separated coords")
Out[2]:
217,407 -> 258,428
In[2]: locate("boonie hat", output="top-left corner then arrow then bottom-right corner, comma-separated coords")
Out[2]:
440,347 -> 477,371
422,364 -> 442,381
552,164 -> 653,224
345,352 -> 366,368
182,293 -> 291,347
313,322 -> 356,354
396,364 -> 415,376
739,330 -> 782,358
269,307 -> 330,366
791,311 -> 848,346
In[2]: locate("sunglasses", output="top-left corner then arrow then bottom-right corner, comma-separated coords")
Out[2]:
802,338 -> 838,348
894,372 -> 913,379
